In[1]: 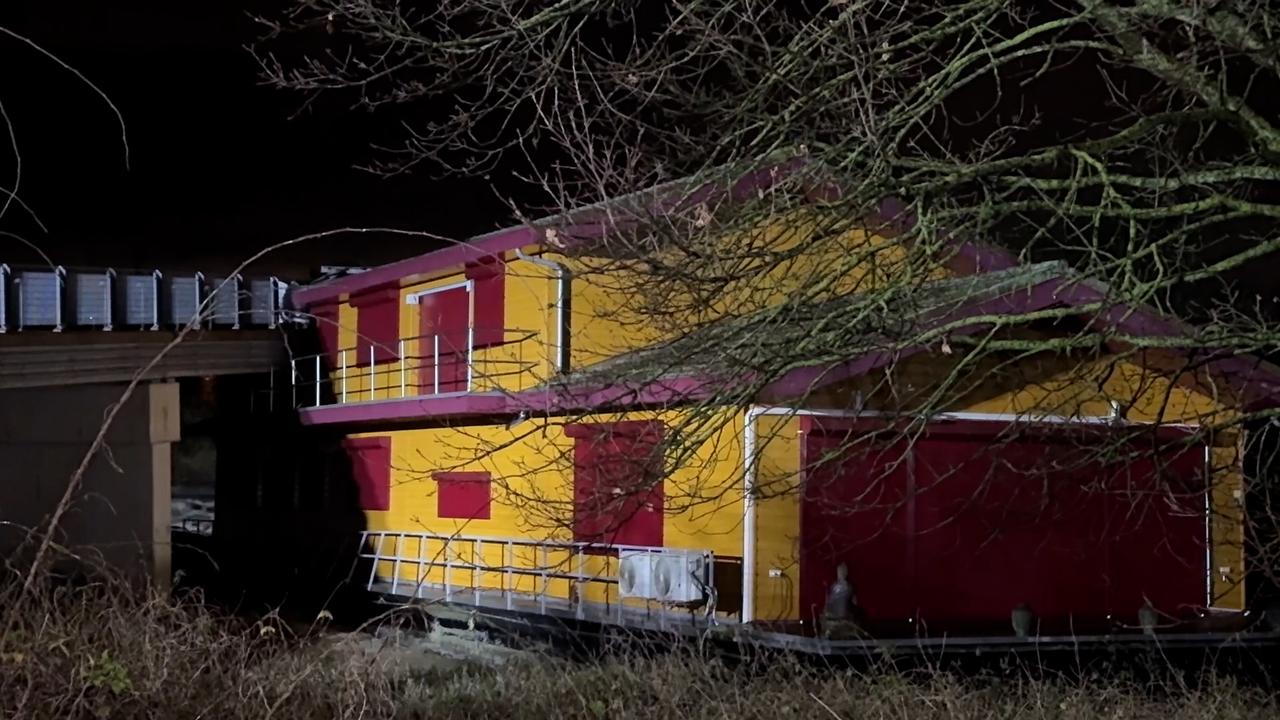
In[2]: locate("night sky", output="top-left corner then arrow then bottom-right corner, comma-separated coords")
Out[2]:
4,3 -> 1279,308
0,1 -> 509,279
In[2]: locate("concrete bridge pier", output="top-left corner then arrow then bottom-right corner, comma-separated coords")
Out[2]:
0,381 -> 179,585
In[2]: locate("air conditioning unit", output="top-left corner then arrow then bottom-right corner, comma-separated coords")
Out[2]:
617,549 -> 710,604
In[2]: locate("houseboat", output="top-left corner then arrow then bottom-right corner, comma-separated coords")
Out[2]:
286,169 -> 1279,654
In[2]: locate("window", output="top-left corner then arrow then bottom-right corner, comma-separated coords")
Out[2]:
433,471 -> 493,519
342,437 -> 391,511
466,256 -> 506,348
567,421 -> 665,547
351,287 -> 400,363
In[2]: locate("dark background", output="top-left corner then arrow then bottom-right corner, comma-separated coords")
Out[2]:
0,1 -> 512,279
4,2 -> 1278,304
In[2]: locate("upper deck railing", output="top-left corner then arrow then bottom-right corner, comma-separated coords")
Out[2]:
289,327 -> 543,408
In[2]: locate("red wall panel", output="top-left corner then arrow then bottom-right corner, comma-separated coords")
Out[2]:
434,471 -> 493,519
312,303 -> 340,363
908,433 -> 1111,627
351,287 -> 400,363
568,421 -> 665,548
799,420 -> 1207,634
466,257 -> 506,348
1102,448 -> 1208,614
343,436 -> 391,511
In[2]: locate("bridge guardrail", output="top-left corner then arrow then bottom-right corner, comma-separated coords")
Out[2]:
0,264 -> 300,333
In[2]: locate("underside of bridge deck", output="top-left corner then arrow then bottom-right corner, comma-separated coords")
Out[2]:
0,330 -> 286,390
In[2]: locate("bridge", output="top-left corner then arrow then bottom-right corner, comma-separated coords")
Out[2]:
0,264 -> 300,586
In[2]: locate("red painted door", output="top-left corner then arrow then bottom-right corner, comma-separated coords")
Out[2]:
569,422 -> 665,548
800,420 -> 1208,633
418,286 -> 470,393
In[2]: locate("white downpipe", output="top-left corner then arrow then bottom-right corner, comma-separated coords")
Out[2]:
515,248 -> 571,374
742,406 -> 763,624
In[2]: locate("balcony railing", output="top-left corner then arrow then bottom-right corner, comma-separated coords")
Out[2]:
290,328 -> 542,408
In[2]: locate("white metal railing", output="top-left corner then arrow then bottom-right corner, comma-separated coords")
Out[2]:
291,328 -> 541,408
358,530 -> 716,626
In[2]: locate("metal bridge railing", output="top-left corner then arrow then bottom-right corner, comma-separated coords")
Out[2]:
290,328 -> 541,408
0,264 -> 292,333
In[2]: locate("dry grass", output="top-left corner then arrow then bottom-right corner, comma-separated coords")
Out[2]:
1,577 -> 1277,719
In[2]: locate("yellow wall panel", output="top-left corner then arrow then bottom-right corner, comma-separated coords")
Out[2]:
352,408 -> 747,614
750,415 -> 803,623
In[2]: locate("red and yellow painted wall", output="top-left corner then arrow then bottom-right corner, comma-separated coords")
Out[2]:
294,215 -> 1249,630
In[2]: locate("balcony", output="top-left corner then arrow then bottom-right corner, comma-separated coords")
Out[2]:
289,328 -> 546,408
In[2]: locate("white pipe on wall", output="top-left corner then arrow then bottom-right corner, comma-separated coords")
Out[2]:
515,248 -> 572,374
741,406 -> 762,623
